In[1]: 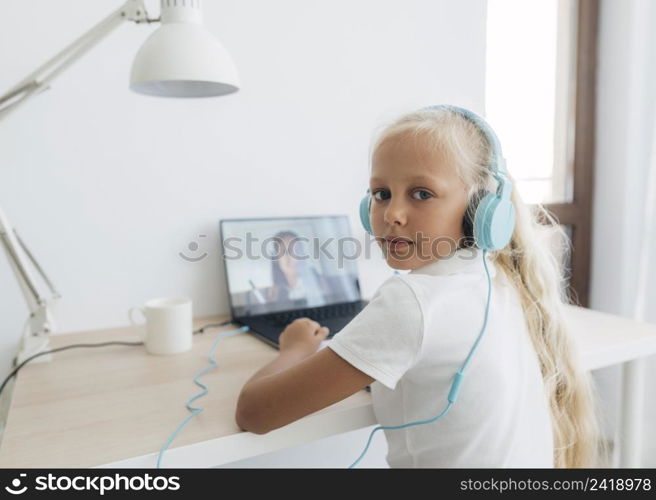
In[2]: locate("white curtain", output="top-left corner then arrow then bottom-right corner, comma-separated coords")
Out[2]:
592,0 -> 656,467
634,2 -> 656,468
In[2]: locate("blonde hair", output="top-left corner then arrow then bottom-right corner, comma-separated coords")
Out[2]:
370,107 -> 607,468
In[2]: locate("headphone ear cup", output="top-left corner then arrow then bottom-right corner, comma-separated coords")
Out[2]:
487,199 -> 516,249
359,192 -> 373,235
473,193 -> 498,250
462,189 -> 487,247
473,193 -> 515,250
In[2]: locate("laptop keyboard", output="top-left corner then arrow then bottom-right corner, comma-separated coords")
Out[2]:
264,302 -> 364,327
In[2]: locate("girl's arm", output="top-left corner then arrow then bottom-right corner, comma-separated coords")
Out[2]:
235,318 -> 374,434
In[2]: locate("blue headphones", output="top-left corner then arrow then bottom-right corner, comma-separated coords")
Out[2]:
359,104 -> 516,251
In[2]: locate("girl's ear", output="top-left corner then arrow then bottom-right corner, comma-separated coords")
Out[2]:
461,189 -> 488,248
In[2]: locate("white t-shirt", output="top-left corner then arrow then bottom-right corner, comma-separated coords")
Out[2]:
328,247 -> 554,468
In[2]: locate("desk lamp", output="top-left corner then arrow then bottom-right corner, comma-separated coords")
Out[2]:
0,0 -> 239,366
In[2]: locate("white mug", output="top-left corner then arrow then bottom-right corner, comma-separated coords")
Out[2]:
128,297 -> 193,355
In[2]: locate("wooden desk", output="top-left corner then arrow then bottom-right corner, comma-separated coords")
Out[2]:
0,315 -> 372,468
0,305 -> 655,468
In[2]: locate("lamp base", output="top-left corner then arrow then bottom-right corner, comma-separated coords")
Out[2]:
15,335 -> 52,366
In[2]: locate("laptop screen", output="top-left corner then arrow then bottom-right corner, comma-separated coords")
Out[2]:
220,215 -> 362,318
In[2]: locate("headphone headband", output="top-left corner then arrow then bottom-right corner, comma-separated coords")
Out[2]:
419,105 -> 508,181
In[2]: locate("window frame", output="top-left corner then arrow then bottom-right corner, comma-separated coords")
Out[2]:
539,0 -> 598,308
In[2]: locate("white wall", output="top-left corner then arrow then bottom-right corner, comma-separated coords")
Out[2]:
591,0 -> 656,466
0,0 -> 487,467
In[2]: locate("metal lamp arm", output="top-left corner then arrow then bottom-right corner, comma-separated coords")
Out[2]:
0,1 -> 159,364
0,0 -> 155,122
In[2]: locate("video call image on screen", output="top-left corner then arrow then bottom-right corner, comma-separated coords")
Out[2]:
221,217 -> 361,317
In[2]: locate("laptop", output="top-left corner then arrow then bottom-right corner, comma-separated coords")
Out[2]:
219,215 -> 368,348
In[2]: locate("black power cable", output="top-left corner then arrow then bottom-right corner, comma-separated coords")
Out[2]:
0,320 -> 235,399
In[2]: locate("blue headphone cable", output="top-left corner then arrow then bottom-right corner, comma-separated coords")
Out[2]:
158,251 -> 491,468
156,324 -> 250,468
348,249 -> 493,468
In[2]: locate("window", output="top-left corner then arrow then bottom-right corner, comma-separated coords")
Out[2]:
485,0 -> 598,306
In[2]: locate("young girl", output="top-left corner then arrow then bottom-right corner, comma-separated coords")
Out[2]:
235,105 -> 604,468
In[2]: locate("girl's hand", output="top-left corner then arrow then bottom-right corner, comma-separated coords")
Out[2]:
279,318 -> 330,358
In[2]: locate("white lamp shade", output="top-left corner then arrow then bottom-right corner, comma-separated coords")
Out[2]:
130,23 -> 240,98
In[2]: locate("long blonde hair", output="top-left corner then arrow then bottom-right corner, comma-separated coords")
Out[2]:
370,107 -> 606,468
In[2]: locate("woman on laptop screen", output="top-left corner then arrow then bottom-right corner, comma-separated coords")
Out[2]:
266,230 -> 327,308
